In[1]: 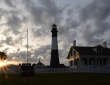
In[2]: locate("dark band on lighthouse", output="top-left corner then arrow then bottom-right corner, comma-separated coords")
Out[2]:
50,24 -> 59,68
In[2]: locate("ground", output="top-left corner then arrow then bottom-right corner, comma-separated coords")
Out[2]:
0,73 -> 110,85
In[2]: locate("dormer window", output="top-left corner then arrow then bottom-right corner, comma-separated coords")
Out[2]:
97,46 -> 102,53
93,45 -> 103,53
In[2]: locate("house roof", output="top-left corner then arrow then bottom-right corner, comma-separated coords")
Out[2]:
32,61 -> 45,66
67,45 -> 110,59
36,61 -> 45,66
74,45 -> 110,55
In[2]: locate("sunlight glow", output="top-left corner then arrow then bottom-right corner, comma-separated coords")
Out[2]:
0,62 -> 5,67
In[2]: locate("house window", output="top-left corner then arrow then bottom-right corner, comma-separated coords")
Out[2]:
97,58 -> 102,65
74,50 -> 76,56
70,50 -> 72,56
89,60 -> 91,65
74,59 -> 79,65
100,60 -> 102,65
85,58 -> 87,65
70,61 -> 73,66
103,59 -> 107,65
97,47 -> 102,53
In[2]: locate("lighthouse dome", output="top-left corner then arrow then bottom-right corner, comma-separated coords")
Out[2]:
51,23 -> 58,32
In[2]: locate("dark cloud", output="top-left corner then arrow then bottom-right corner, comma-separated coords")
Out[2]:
4,0 -> 16,8
0,1 -> 28,35
1,28 -> 25,47
94,21 -> 110,35
22,0 -> 65,26
78,0 -> 110,45
8,51 -> 20,60
2,48 -> 10,54
33,45 -> 51,58
8,45 -> 51,63
66,18 -> 79,28
38,0 -> 64,16
79,0 -> 110,27
0,8 -> 8,19
8,50 -> 33,62
66,9 -> 73,16
31,27 -> 46,38
3,36 -> 13,45
7,14 -> 22,34
81,24 -> 104,46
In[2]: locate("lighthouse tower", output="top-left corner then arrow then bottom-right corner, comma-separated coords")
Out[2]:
50,24 -> 59,68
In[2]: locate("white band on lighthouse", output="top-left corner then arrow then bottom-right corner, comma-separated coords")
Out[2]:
52,37 -> 58,50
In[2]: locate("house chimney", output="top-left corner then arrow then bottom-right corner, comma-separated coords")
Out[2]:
73,40 -> 76,46
102,41 -> 107,47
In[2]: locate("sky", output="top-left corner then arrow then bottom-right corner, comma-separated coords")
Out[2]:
0,0 -> 110,66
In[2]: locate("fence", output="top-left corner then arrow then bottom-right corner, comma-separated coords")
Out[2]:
0,67 -> 110,74
34,68 -> 110,74
0,66 -> 20,74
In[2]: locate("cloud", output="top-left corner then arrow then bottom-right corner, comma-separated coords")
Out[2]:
33,45 -> 51,58
0,1 -> 28,35
4,0 -> 16,8
3,36 -> 13,45
22,0 -> 65,26
6,14 -> 28,34
78,0 -> 110,45
1,0 -> 110,65
7,44 -> 51,63
0,8 -> 9,19
80,24 -> 104,45
31,27 -> 47,38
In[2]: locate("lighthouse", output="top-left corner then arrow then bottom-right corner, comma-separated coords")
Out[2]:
50,24 -> 59,68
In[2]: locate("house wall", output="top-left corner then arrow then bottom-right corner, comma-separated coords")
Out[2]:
33,64 -> 46,73
68,53 -> 110,70
68,48 -> 79,68
78,55 -> 110,69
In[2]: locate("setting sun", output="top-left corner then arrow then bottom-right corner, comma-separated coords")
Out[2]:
0,62 -> 5,67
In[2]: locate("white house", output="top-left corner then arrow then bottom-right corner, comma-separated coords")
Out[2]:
67,40 -> 110,70
32,60 -> 47,73
33,59 -> 46,69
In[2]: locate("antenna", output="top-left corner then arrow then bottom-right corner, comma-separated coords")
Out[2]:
27,29 -> 28,63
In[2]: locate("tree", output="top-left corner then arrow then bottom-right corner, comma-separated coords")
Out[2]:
0,52 -> 7,61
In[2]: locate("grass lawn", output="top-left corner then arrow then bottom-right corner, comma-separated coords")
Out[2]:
0,73 -> 110,85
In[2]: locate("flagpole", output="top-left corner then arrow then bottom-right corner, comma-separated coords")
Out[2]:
27,29 -> 28,64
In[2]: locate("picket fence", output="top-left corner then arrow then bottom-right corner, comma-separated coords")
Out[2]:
0,67 -> 110,74
34,68 -> 110,74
